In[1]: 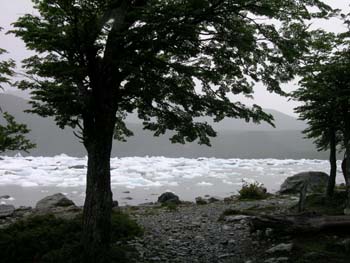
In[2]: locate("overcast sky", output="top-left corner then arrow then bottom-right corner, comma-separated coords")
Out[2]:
0,0 -> 349,117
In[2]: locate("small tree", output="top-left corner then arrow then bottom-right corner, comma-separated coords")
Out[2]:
294,18 -> 350,205
0,28 -> 35,153
294,67 -> 342,197
11,0 -> 333,261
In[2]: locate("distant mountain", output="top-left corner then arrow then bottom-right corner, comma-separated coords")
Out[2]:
125,108 -> 306,131
0,93 -> 328,159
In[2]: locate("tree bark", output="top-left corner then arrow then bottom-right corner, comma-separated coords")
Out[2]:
82,142 -> 113,262
344,113 -> 350,213
326,127 -> 337,198
342,157 -> 348,185
81,110 -> 116,263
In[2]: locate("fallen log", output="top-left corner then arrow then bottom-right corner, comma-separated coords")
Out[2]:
249,214 -> 350,234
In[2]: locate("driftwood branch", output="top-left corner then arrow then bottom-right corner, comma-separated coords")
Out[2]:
249,214 -> 350,234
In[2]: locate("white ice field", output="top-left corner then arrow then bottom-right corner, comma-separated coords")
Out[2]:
0,155 -> 344,207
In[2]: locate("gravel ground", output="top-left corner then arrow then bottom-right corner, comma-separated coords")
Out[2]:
125,197 -> 297,263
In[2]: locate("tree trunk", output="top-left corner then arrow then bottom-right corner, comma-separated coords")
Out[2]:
326,127 -> 337,198
344,112 -> 350,214
342,157 -> 348,185
81,112 -> 115,263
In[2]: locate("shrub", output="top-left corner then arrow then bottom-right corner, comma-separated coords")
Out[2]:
238,181 -> 268,200
0,211 -> 142,263
161,202 -> 178,211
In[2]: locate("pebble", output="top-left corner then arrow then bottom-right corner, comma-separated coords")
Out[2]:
266,243 -> 293,254
129,197 -> 295,262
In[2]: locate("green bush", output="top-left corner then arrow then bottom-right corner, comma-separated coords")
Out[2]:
238,181 -> 268,200
161,202 -> 178,211
0,211 -> 142,263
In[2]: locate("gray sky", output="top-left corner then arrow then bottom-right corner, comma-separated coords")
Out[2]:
1,0 -> 349,117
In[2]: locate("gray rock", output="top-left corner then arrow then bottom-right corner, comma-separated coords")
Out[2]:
218,253 -> 235,259
68,165 -> 86,169
279,171 -> 329,194
208,197 -> 220,203
266,243 -> 293,254
222,225 -> 232,230
344,208 -> 350,215
157,192 -> 180,205
47,206 -> 81,220
265,257 -> 289,263
195,197 -> 208,205
265,228 -> 274,237
0,205 -> 15,218
225,215 -> 250,222
338,238 -> 350,251
35,193 -> 75,210
14,206 -> 32,217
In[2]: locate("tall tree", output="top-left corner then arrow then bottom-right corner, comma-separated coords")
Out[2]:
0,28 -> 35,153
11,0 -> 333,261
293,29 -> 341,197
294,68 -> 342,197
294,14 -> 350,205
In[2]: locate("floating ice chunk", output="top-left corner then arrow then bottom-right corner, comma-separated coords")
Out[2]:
166,181 -> 179,187
21,182 -> 39,187
222,179 -> 235,185
197,181 -> 213,186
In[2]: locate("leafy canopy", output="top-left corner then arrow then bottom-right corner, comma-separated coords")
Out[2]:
12,0 -> 334,145
293,14 -> 350,151
0,27 -> 35,153
0,112 -> 36,153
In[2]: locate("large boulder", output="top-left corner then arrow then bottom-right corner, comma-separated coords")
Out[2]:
35,193 -> 75,211
35,193 -> 80,220
157,192 -> 180,205
279,171 -> 329,194
0,205 -> 15,218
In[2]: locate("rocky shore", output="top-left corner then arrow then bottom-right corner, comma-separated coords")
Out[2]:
127,196 -> 298,263
0,191 -> 300,263
1,171 -> 350,262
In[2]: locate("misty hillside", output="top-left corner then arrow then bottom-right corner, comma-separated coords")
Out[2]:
0,93 -> 327,159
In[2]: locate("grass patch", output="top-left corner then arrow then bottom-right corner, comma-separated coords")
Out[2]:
299,191 -> 347,215
161,202 -> 179,211
291,234 -> 350,263
238,181 -> 269,200
0,211 -> 142,263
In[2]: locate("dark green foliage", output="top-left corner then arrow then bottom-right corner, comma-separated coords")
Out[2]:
293,16 -> 350,197
293,29 -> 341,152
110,210 -> 143,240
238,181 -> 268,200
299,192 -> 347,215
291,234 -> 350,263
161,202 -> 179,211
11,0 -> 334,144
0,28 -> 35,153
0,211 -> 142,263
0,112 -> 36,153
0,27 -> 15,90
